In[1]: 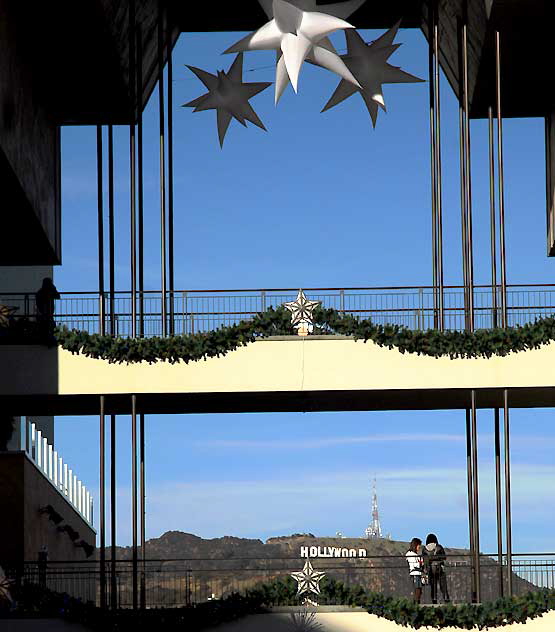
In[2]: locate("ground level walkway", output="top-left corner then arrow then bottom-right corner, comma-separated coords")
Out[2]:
204,610 -> 555,632
0,620 -> 89,632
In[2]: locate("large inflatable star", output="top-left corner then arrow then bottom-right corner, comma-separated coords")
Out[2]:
224,0 -> 360,104
183,53 -> 271,147
322,23 -> 424,127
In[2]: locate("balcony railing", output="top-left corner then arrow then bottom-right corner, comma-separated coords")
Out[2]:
22,418 -> 93,526
2,284 -> 555,337
15,553 -> 555,608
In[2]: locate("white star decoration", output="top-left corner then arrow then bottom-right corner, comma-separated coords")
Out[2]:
224,0 -> 361,104
291,559 -> 326,597
183,53 -> 271,147
284,289 -> 321,327
322,23 -> 424,127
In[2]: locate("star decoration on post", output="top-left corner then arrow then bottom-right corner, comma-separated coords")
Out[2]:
291,559 -> 326,598
224,0 -> 361,104
258,0 -> 367,20
284,289 -> 321,335
321,22 -> 424,127
0,304 -> 17,328
183,53 -> 271,147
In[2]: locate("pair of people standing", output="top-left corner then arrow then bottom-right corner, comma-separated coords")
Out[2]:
406,534 -> 450,604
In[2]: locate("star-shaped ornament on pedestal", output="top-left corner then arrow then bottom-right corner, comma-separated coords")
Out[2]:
321,22 -> 424,127
224,0 -> 361,104
291,559 -> 326,598
183,53 -> 271,147
258,0 -> 366,20
284,290 -> 321,335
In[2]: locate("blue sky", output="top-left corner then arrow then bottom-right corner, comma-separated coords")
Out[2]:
54,27 -> 554,553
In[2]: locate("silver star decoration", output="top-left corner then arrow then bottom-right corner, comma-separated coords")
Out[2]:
321,22 -> 424,127
291,559 -> 326,597
224,0 -> 361,104
183,53 -> 271,147
284,289 -> 321,327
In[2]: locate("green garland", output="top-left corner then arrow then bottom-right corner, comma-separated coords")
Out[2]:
246,577 -> 555,629
51,306 -> 555,364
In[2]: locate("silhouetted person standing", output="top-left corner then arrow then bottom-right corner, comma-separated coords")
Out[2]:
424,533 -> 450,603
36,278 -> 60,330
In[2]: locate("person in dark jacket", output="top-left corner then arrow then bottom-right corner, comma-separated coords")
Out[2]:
35,277 -> 60,329
423,533 -> 450,603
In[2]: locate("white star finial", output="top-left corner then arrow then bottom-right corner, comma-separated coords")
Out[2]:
224,0 -> 361,104
284,290 -> 321,333
291,559 -> 326,597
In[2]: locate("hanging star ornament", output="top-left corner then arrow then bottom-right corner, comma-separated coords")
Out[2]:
183,53 -> 271,147
284,289 -> 321,327
224,0 -> 361,104
258,0 -> 366,20
291,559 -> 326,597
321,22 -> 424,127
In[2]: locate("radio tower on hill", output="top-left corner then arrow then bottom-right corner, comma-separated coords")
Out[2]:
365,478 -> 383,539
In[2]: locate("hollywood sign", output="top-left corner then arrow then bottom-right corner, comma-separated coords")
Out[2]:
300,546 -> 368,559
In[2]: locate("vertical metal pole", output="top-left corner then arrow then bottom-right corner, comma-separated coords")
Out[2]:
167,10 -> 175,335
132,395 -> 138,609
457,19 -> 469,332
465,408 -> 476,602
496,32 -> 508,328
471,391 -> 481,602
428,2 -> 438,329
97,126 -> 105,337
130,0 -> 137,339
488,107 -> 498,328
504,389 -> 513,595
108,126 -> 116,336
158,1 -> 168,337
140,413 -> 146,608
99,396 -> 106,609
494,407 -> 504,598
462,20 -> 475,331
110,414 -> 117,609
137,24 -> 145,338
433,1 -> 444,330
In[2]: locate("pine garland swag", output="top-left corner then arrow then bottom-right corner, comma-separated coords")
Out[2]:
51,306 -> 555,364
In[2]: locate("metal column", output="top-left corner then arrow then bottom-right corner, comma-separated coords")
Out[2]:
137,25 -> 145,338
108,126 -> 116,336
167,9 -> 175,335
132,395 -> 138,609
129,0 -> 137,339
494,407 -> 504,597
96,126 -> 105,336
471,391 -> 480,602
496,32 -> 508,327
158,1 -> 167,337
110,414 -> 117,609
504,390 -> 513,595
140,413 -> 146,608
465,408 -> 476,602
99,396 -> 106,608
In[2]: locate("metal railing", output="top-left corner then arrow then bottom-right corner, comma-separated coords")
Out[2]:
2,284 -> 555,338
14,553 -> 555,609
23,419 -> 94,526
